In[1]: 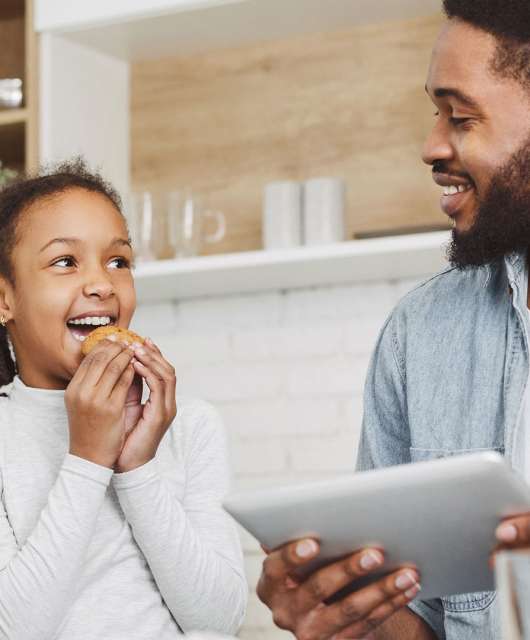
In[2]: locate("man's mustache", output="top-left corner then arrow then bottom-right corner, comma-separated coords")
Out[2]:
432,161 -> 472,182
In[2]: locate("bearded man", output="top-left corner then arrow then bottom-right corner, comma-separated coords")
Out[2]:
256,1 -> 530,638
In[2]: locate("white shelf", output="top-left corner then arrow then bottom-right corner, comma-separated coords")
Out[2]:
35,0 -> 441,60
132,231 -> 451,303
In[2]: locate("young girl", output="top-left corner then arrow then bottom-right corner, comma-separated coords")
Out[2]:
0,160 -> 247,639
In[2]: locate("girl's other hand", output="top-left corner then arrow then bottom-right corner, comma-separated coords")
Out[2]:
123,369 -> 144,444
65,338 -> 136,469
114,338 -> 177,473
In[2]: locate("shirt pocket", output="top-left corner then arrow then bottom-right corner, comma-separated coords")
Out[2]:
409,446 -> 503,614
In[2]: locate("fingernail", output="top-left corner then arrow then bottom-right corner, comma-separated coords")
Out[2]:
108,334 -> 118,342
396,571 -> 417,590
360,550 -> 383,570
496,524 -> 518,543
405,583 -> 422,599
145,337 -> 154,346
296,540 -> 318,558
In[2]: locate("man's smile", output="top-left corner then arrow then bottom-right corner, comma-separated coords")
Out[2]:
433,172 -> 476,219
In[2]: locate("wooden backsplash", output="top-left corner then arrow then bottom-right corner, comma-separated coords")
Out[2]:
131,13 -> 448,256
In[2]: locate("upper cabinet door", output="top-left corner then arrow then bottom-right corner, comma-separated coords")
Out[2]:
34,0 -> 242,32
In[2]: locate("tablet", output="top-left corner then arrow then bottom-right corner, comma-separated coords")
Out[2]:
223,452 -> 530,600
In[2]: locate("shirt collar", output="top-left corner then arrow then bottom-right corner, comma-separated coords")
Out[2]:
504,250 -> 527,289
9,374 -> 67,412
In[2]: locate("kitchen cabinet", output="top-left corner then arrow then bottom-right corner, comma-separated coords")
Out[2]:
34,0 -> 240,35
35,0 -> 440,61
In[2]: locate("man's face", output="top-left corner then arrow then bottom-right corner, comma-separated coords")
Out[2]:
423,19 -> 530,267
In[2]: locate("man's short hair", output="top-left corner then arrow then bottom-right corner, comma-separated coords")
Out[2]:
443,0 -> 530,90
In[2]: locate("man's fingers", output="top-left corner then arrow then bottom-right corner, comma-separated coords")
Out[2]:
496,514 -> 530,547
316,568 -> 420,636
257,539 -> 320,604
295,548 -> 384,611
263,539 -> 320,582
332,583 -> 421,640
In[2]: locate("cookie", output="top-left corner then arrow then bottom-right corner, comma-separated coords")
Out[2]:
81,325 -> 145,356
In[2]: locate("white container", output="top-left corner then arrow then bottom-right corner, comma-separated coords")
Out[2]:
0,79 -> 23,109
262,180 -> 302,250
303,177 -> 346,246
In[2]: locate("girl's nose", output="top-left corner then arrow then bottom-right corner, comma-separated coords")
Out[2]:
83,272 -> 115,299
84,282 -> 115,299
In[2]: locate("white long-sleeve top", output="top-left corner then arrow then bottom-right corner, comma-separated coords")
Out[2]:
0,375 -> 247,640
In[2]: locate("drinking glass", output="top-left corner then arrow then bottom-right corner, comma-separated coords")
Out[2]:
169,192 -> 226,258
125,191 -> 226,262
125,191 -> 162,262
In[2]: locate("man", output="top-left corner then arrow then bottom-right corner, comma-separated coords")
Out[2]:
257,1 -> 530,638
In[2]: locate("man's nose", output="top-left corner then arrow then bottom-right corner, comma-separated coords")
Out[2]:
422,119 -> 454,167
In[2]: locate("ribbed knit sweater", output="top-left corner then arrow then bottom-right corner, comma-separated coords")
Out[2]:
0,375 -> 247,640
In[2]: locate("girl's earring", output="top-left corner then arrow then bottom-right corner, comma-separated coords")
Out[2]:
6,333 -> 16,371
0,315 -> 6,327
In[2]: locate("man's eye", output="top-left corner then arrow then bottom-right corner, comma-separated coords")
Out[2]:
449,117 -> 472,126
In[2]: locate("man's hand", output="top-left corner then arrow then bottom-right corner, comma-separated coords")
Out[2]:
495,512 -> 530,549
257,538 -> 422,640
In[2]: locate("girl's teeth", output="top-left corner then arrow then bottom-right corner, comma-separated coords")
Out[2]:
68,316 -> 111,325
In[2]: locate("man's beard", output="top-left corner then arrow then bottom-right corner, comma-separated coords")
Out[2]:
446,137 -> 530,269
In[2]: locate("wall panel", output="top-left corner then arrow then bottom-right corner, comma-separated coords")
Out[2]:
131,14 -> 448,255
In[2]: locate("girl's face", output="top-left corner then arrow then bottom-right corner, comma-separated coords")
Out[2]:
1,187 -> 136,390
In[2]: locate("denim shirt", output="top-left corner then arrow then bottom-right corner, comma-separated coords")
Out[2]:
355,250 -> 530,640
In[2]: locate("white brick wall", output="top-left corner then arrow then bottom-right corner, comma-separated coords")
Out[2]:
130,276 -> 424,640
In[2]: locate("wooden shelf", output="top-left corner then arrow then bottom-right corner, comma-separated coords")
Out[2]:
0,0 -> 38,172
0,108 -> 27,127
132,231 -> 451,303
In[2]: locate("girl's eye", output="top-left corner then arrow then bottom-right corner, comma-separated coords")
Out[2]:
51,256 -> 132,269
52,256 -> 76,268
109,257 -> 131,269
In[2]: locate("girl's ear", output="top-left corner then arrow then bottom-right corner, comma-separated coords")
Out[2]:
0,276 -> 14,322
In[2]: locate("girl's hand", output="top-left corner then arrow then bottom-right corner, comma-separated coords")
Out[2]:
113,338 -> 177,473
66,338 -> 136,469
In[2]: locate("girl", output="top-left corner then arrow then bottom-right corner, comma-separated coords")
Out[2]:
0,159 -> 247,639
